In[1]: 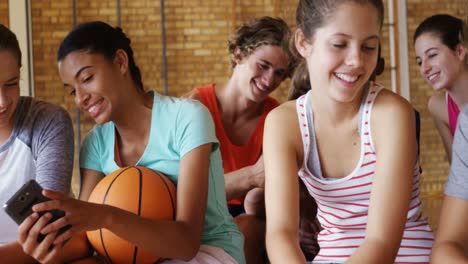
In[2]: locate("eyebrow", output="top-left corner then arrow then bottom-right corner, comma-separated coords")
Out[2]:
260,59 -> 286,71
415,47 -> 438,60
74,66 -> 92,79
63,65 -> 92,88
6,76 -> 19,82
424,48 -> 438,55
332,33 -> 379,41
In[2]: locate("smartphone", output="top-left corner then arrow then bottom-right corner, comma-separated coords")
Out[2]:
3,179 -> 70,242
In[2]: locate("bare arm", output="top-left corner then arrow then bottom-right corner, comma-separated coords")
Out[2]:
431,196 -> 468,263
428,94 -> 453,162
0,242 -> 37,264
347,92 -> 417,263
78,168 -> 104,201
224,156 -> 264,200
102,143 -> 211,260
264,103 -> 306,263
432,108 -> 468,263
36,143 -> 212,261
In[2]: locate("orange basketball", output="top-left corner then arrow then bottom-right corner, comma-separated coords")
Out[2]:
86,166 -> 176,264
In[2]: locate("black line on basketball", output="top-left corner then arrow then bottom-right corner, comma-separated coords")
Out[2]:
158,173 -> 176,220
100,166 -> 132,263
132,167 -> 143,264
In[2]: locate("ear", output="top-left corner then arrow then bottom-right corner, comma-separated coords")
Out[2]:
233,47 -> 245,65
114,49 -> 129,74
294,28 -> 312,58
456,43 -> 467,62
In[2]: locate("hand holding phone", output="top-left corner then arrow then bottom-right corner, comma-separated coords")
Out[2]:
3,179 -> 70,242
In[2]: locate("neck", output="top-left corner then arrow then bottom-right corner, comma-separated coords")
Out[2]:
0,122 -> 14,145
216,79 -> 265,121
113,89 -> 153,143
310,88 -> 364,125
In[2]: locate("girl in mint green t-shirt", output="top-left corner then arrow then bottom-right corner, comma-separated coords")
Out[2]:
18,21 -> 245,264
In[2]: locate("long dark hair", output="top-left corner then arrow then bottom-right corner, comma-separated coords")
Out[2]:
0,24 -> 22,67
57,21 -> 144,91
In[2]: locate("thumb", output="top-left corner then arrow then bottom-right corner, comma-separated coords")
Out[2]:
42,189 -> 67,200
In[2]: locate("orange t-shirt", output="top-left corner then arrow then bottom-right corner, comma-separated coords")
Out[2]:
194,84 -> 279,206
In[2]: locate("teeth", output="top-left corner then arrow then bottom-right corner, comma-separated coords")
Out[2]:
88,105 -> 97,114
428,73 -> 438,81
0,108 -> 7,113
335,73 -> 358,83
255,81 -> 267,92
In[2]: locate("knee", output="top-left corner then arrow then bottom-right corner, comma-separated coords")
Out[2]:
243,188 -> 265,217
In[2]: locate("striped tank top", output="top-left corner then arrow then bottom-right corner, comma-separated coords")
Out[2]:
296,83 -> 433,263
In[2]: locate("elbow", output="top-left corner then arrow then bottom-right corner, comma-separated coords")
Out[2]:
178,242 -> 201,261
176,233 -> 202,261
431,240 -> 467,264
364,237 -> 401,262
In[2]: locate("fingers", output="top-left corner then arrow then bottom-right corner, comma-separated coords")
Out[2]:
31,190 -> 68,212
32,231 -> 59,262
18,212 -> 40,243
40,214 -> 70,234
32,199 -> 62,212
42,189 -> 67,200
20,213 -> 53,255
53,225 -> 74,245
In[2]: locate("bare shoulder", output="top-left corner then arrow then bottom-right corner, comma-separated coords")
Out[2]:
372,89 -> 414,120
181,89 -> 201,101
265,101 -> 302,147
266,100 -> 298,126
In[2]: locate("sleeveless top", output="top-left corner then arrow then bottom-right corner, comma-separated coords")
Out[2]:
446,92 -> 461,136
195,84 -> 279,206
296,82 -> 433,263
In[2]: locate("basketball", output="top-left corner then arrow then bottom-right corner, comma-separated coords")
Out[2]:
86,166 -> 176,264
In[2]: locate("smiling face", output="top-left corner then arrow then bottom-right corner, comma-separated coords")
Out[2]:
232,45 -> 289,102
296,2 -> 380,104
414,32 -> 466,91
58,50 -> 127,125
0,50 -> 20,132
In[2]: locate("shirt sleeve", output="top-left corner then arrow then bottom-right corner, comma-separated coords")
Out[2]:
176,99 -> 219,157
33,106 -> 74,194
445,106 -> 468,200
80,128 -> 104,172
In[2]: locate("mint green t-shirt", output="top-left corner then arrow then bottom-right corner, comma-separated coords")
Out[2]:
80,91 -> 245,264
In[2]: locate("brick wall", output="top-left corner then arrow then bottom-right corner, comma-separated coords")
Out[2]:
0,0 -> 8,26
4,0 -> 463,229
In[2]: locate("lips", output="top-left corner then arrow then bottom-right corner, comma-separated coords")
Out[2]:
85,98 -> 105,119
335,73 -> 359,83
426,72 -> 440,83
254,80 -> 269,92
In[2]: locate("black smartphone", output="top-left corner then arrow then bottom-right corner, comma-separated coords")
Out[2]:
3,179 -> 70,242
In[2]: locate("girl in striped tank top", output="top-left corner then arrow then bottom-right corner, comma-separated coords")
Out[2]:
264,0 -> 434,263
